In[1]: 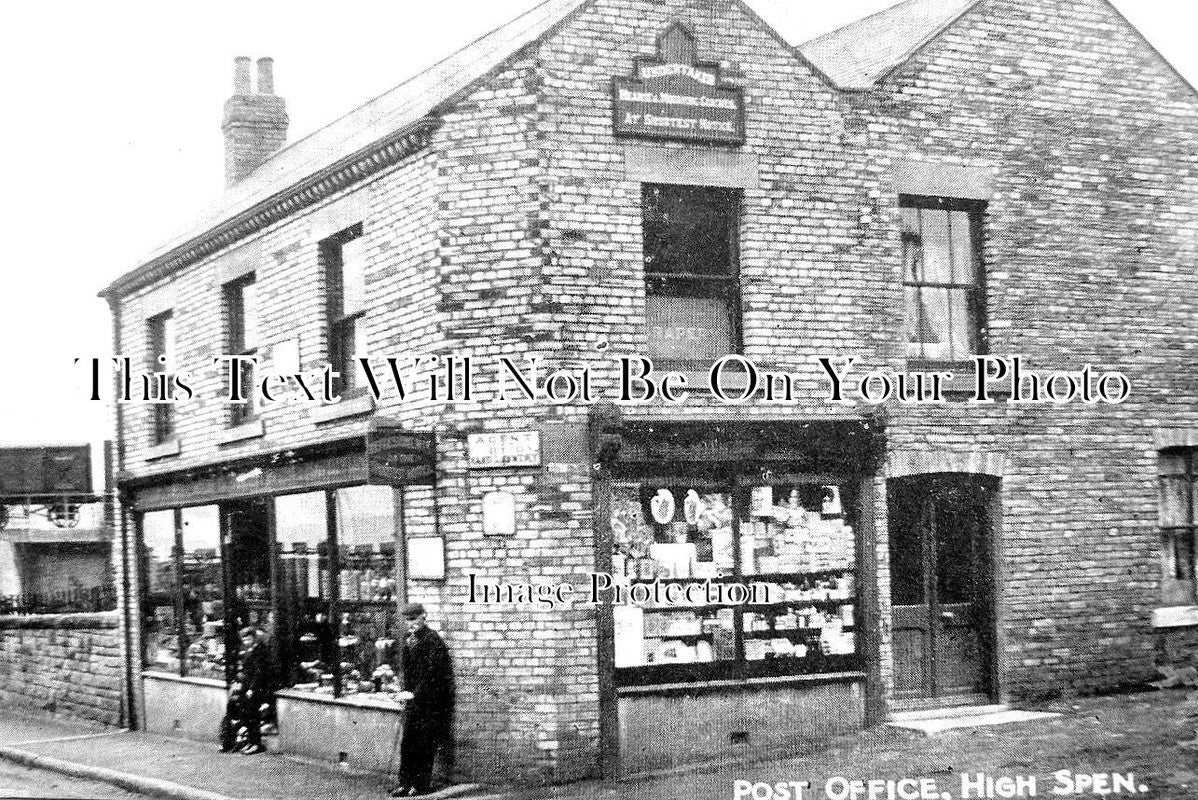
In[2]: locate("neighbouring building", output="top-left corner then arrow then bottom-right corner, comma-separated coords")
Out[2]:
98,0 -> 1198,784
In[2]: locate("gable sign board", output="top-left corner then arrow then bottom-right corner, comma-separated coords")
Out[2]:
613,23 -> 745,146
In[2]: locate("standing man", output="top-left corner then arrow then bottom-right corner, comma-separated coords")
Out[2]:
392,603 -> 455,797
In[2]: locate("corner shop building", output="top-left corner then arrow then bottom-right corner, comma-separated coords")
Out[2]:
100,0 -> 1198,784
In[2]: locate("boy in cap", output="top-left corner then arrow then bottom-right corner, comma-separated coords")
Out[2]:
391,603 -> 455,797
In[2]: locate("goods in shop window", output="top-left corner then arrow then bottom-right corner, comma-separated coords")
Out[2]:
651,639 -> 695,664
650,488 -> 676,524
683,489 -> 702,525
822,485 -> 843,517
750,486 -> 772,517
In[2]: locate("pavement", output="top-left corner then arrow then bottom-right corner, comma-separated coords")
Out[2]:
2,691 -> 1196,800
0,712 -> 478,800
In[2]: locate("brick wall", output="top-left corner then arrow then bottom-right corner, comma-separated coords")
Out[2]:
0,613 -> 123,726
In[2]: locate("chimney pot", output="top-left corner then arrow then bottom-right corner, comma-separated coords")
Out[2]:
222,56 -> 288,187
256,57 -> 275,95
233,56 -> 252,95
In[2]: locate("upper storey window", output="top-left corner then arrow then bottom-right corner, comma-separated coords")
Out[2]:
901,196 -> 986,362
643,185 -> 741,366
147,311 -> 175,444
322,225 -> 366,396
1160,450 -> 1198,606
225,274 -> 259,426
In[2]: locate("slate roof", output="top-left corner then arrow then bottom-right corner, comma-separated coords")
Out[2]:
796,0 -> 982,90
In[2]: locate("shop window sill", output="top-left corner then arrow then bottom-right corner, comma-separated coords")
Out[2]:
1151,606 -> 1198,628
277,688 -> 406,711
141,670 -> 226,689
217,419 -> 265,445
617,670 -> 866,698
144,439 -> 181,461
310,392 -> 375,424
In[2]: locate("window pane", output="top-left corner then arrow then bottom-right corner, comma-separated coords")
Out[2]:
737,484 -> 856,661
919,209 -> 952,283
1160,453 -> 1188,477
241,281 -> 259,351
179,506 -> 224,679
1161,477 -> 1190,527
340,238 -> 366,316
142,511 -> 179,673
334,486 -> 399,696
948,288 -> 977,358
646,295 -> 732,362
949,211 -> 977,284
1170,529 -> 1196,581
643,185 -> 736,277
910,287 -> 951,360
276,492 -> 334,692
902,208 -> 922,283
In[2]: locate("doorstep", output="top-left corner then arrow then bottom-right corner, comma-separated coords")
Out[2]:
887,705 -> 1061,735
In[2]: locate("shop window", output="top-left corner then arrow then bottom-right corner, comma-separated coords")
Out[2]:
224,274 -> 259,426
276,492 -> 334,690
901,196 -> 986,363
609,479 -> 858,685
1160,450 -> 1198,606
322,225 -> 367,397
643,185 -> 740,365
332,486 -> 400,695
147,311 -> 175,444
140,510 -> 179,673
180,506 -> 223,679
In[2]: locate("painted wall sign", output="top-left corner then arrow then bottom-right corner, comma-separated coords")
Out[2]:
467,431 -> 542,469
613,23 -> 745,146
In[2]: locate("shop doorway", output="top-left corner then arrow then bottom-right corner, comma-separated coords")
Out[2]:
221,497 -> 273,685
888,475 -> 996,703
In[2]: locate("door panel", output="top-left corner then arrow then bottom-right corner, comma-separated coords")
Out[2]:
888,476 -> 993,701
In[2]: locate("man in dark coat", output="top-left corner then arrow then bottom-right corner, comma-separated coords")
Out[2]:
392,603 -> 455,797
220,626 -> 277,754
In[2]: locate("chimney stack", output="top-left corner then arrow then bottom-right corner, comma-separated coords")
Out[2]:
222,56 -> 288,187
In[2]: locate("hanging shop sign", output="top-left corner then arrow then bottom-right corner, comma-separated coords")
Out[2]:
467,431 -> 542,469
612,23 -> 745,146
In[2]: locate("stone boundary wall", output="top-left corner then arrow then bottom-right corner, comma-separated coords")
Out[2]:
0,612 -> 123,726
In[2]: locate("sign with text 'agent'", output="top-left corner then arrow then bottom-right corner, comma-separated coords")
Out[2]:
467,431 -> 542,469
613,23 -> 745,146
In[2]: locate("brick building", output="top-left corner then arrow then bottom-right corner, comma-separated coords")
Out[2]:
99,0 -> 1198,785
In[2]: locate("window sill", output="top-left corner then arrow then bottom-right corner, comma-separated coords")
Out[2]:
617,671 -> 865,698
309,392 -> 375,424
277,688 -> 406,711
217,418 -> 265,445
141,670 -> 226,689
144,438 -> 181,461
1151,606 -> 1198,629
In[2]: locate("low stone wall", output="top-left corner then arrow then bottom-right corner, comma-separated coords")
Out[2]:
0,612 -> 123,726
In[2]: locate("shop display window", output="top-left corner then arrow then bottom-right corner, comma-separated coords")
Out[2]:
141,510 -> 179,673
333,486 -> 400,696
276,492 -> 334,691
140,484 -> 405,698
180,506 -> 224,679
610,478 -> 860,685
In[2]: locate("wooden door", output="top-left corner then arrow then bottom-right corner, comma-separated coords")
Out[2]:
889,476 -> 993,701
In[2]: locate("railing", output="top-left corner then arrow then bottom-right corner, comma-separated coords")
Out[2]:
0,585 -> 117,615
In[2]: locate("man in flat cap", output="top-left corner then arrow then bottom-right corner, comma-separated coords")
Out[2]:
392,603 -> 455,797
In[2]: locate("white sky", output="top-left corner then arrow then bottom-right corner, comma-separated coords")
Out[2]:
0,0 -> 1192,450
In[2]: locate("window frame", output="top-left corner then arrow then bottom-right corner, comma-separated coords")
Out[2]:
224,274 -> 258,427
899,194 -> 988,366
642,184 -> 743,369
147,311 -> 175,445
609,470 -> 862,687
1159,449 -> 1198,606
322,224 -> 366,398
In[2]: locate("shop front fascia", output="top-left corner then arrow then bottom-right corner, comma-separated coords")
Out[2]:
588,406 -> 886,775
119,419 -> 436,772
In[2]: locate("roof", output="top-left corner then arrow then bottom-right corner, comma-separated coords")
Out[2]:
103,0 -> 983,298
797,0 -> 981,90
103,0 -> 588,297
